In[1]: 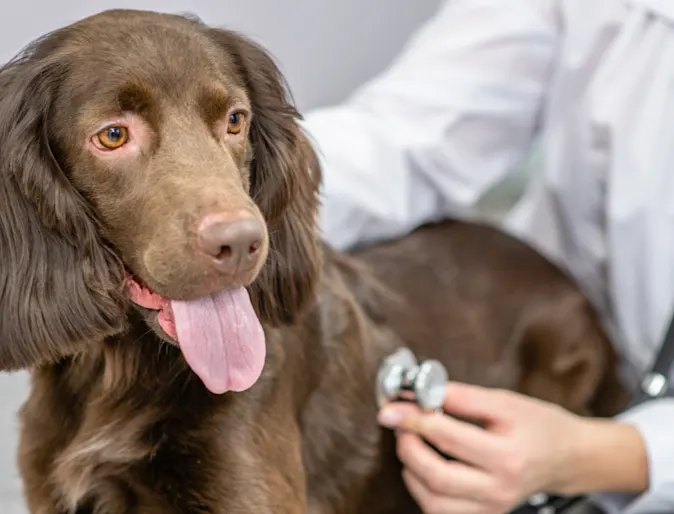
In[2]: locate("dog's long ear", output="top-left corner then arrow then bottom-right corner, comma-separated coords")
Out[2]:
208,29 -> 323,325
0,52 -> 126,370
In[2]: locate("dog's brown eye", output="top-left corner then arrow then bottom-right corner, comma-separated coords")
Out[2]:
97,126 -> 129,150
227,112 -> 245,135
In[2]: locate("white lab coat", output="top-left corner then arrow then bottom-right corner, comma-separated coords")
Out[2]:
300,0 -> 674,511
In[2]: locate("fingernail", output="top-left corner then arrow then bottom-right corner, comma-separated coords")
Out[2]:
378,407 -> 404,428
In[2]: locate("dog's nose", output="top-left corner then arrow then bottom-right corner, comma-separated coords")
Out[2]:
197,213 -> 264,274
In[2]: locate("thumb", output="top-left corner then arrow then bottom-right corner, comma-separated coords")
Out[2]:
441,382 -> 515,424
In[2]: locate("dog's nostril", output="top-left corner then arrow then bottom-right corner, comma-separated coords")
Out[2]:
217,246 -> 233,261
248,240 -> 261,255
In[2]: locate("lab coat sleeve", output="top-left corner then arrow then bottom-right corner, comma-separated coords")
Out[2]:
594,398 -> 674,513
300,0 -> 561,251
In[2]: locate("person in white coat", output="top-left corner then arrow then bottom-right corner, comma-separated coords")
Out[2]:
300,0 -> 674,513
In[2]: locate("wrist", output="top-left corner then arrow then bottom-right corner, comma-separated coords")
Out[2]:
556,417 -> 649,496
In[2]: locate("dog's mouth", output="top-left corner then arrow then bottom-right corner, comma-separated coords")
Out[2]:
125,273 -> 266,395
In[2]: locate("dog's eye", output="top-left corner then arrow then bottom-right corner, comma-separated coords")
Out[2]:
227,112 -> 245,135
96,126 -> 129,150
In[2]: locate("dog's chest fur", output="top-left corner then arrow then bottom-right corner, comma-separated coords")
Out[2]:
16,276 -> 413,514
18,347 -> 239,514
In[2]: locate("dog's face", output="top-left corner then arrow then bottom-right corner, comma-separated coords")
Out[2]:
0,10 -> 322,392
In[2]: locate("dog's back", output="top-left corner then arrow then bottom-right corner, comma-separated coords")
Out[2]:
351,220 -> 629,417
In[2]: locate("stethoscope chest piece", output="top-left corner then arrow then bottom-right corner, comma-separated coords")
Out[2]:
376,347 -> 448,412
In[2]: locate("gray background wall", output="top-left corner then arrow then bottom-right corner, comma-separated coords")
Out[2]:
0,1 -> 443,111
0,1 -> 442,511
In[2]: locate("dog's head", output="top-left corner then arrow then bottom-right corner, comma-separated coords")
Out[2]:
0,10 -> 322,393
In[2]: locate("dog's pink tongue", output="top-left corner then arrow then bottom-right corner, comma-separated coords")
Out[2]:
170,288 -> 266,395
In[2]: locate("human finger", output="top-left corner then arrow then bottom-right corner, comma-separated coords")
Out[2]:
402,468 -> 486,514
397,432 -> 496,502
440,382 -> 517,424
380,406 -> 504,468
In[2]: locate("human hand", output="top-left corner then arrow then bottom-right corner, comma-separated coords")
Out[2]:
377,382 -> 648,514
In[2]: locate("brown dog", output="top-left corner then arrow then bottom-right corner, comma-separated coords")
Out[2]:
0,10 -> 629,514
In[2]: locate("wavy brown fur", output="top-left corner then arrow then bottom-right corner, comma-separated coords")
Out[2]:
0,10 -> 630,514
